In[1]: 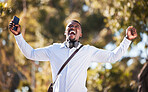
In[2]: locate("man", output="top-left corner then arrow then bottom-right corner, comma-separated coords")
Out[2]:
9,19 -> 137,92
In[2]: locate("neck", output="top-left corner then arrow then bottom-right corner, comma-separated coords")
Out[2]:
66,39 -> 79,48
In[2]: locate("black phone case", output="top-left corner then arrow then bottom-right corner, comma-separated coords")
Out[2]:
12,16 -> 20,31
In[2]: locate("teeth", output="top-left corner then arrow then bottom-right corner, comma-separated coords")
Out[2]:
69,30 -> 76,34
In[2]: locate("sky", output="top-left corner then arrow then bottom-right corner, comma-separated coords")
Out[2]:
0,0 -> 5,2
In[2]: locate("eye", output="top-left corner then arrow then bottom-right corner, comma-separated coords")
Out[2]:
75,25 -> 78,28
68,24 -> 74,28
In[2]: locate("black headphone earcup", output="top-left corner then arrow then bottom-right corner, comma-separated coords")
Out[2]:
69,42 -> 73,48
74,41 -> 79,47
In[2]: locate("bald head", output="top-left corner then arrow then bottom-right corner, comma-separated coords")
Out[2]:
65,20 -> 82,41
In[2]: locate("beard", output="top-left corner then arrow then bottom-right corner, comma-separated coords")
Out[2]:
68,34 -> 77,41
68,36 -> 76,41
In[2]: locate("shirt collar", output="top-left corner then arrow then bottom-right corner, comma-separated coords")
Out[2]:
60,42 -> 67,48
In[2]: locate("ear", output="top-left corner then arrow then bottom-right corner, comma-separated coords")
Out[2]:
64,31 -> 66,35
80,33 -> 82,37
64,30 -> 67,35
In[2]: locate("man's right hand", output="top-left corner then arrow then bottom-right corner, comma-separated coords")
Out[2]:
9,21 -> 21,35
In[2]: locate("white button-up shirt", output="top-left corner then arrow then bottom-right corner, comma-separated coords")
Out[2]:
15,34 -> 131,92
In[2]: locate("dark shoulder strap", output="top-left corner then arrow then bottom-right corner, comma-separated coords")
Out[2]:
53,45 -> 83,85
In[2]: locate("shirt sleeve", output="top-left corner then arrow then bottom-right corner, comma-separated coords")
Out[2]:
90,37 -> 132,63
15,34 -> 51,61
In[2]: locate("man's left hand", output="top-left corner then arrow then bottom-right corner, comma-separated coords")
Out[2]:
126,26 -> 137,40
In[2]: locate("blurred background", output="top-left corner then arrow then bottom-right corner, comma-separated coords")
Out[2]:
0,0 -> 148,92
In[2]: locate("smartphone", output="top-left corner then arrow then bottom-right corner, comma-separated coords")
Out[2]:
131,27 -> 135,35
12,16 -> 20,31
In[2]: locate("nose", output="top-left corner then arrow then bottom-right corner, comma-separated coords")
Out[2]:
70,26 -> 77,30
70,26 -> 74,29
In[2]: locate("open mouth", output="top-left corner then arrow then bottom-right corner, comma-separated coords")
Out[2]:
69,30 -> 76,35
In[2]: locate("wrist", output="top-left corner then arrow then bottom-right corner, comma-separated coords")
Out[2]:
15,32 -> 21,36
126,36 -> 132,41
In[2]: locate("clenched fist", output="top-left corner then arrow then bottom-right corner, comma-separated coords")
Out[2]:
126,26 -> 137,40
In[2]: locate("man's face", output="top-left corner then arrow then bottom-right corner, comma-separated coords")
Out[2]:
65,21 -> 82,41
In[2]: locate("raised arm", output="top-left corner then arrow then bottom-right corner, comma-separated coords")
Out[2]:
90,26 -> 137,63
9,19 -> 50,61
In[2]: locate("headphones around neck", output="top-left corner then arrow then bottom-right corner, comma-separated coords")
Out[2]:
66,40 -> 79,49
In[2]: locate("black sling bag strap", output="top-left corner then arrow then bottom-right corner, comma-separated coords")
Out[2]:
48,45 -> 83,92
